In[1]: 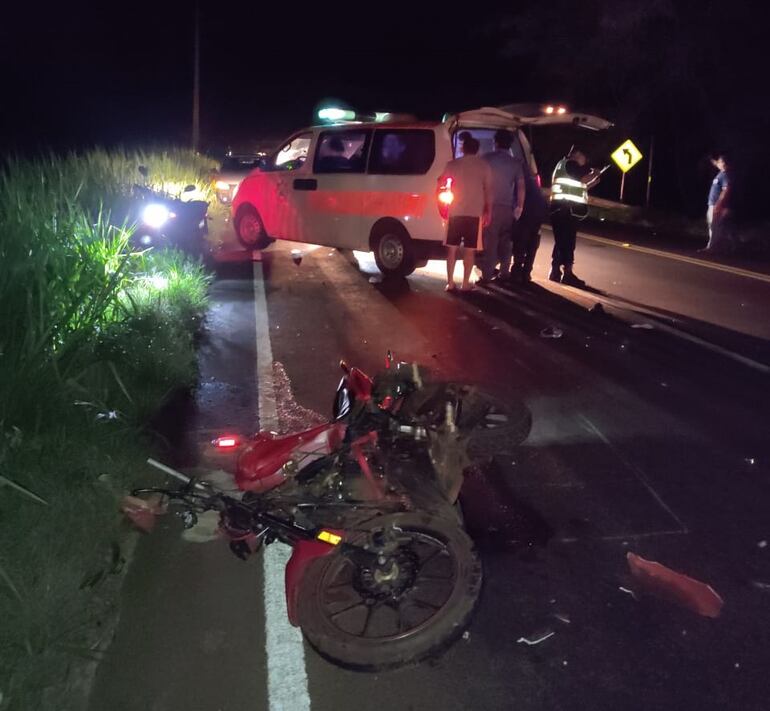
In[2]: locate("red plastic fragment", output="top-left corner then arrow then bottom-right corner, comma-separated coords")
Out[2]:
121,494 -> 167,533
626,552 -> 724,618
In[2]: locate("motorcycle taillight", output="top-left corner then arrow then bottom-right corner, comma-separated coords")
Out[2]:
436,177 -> 454,220
213,435 -> 241,449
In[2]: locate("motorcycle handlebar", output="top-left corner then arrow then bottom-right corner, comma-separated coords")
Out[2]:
147,458 -> 210,491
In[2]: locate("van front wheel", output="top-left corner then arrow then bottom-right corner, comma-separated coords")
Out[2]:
373,227 -> 416,278
235,205 -> 271,250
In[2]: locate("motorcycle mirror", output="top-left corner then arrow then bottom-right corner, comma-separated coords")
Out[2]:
138,165 -> 149,178
183,184 -> 196,193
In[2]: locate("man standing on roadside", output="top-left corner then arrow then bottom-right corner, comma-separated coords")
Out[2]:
700,154 -> 729,254
440,135 -> 493,291
479,129 -> 526,283
549,147 -> 603,286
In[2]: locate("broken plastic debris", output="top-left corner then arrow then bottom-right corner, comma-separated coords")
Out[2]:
758,540 -> 767,549
540,326 -> 563,339
517,630 -> 555,646
552,613 -> 571,625
744,458 -> 756,466
290,249 -> 303,266
751,581 -> 770,591
631,323 -> 654,330
626,552 -> 724,618
462,630 -> 471,641
121,494 -> 167,533
618,586 -> 639,601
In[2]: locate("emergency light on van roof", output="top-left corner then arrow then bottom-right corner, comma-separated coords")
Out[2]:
318,108 -> 415,124
318,108 -> 356,122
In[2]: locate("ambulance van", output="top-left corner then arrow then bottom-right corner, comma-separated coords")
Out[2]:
231,105 -> 611,277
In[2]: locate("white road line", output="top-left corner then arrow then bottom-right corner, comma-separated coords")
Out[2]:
252,261 -> 311,711
578,413 -> 689,534
544,225 -> 770,284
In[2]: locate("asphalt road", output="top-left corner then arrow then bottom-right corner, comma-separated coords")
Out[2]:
89,223 -> 770,711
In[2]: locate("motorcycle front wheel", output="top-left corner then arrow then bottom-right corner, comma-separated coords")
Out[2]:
296,512 -> 482,670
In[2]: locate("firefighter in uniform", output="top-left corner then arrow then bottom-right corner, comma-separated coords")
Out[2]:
548,147 -> 603,286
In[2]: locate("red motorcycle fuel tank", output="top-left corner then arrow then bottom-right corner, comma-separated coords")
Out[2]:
236,422 -> 346,493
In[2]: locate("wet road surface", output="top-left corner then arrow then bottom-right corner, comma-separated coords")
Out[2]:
90,224 -> 770,711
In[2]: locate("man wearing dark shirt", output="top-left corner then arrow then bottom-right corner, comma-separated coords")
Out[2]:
701,155 -> 729,253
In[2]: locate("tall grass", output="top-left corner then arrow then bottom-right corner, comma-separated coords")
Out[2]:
0,149 -> 212,711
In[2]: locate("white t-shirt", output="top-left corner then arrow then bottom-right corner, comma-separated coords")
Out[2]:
440,155 -> 493,218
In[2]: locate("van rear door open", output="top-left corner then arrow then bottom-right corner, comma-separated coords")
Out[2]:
448,106 -> 613,132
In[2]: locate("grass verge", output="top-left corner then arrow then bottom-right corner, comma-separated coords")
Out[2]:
0,150 -> 213,711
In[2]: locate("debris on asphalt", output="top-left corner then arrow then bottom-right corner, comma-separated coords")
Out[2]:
290,249 -> 303,266
552,613 -> 571,625
540,326 -> 564,339
758,540 -> 767,549
744,457 -> 756,466
751,581 -> 770,592
517,630 -> 555,646
626,552 -> 724,618
589,303 -> 606,315
631,323 -> 654,329
618,586 -> 639,601
462,630 -> 471,641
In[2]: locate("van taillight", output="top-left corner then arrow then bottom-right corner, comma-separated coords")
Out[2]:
437,177 -> 454,219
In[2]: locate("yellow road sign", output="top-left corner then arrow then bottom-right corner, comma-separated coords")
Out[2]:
611,139 -> 643,173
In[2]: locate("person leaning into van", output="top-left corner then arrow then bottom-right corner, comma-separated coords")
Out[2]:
511,167 -> 549,284
439,135 -> 493,292
478,129 -> 525,283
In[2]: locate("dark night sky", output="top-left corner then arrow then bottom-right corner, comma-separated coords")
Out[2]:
1,1 -> 766,215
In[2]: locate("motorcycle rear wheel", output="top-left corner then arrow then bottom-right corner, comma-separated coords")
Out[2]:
296,512 -> 482,670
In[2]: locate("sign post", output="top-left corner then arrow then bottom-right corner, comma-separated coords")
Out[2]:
611,139 -> 643,203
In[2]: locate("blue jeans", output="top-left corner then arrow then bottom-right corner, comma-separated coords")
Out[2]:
480,205 -> 514,279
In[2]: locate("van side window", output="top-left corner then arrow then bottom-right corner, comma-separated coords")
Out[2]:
313,130 -> 371,174
268,133 -> 312,172
368,130 -> 435,175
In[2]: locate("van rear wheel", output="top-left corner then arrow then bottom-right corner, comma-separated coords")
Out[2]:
235,205 -> 270,250
373,226 -> 416,278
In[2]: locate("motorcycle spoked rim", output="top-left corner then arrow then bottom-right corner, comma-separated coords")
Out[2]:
296,513 -> 482,670
314,529 -> 457,642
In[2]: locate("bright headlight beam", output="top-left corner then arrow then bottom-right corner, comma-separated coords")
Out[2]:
142,204 -> 171,229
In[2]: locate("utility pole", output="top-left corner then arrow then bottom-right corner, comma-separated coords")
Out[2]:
192,4 -> 200,151
645,136 -> 655,209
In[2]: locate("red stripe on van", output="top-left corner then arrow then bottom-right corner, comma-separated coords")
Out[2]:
308,191 -> 427,218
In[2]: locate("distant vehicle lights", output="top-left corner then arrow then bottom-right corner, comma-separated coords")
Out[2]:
544,105 -> 568,115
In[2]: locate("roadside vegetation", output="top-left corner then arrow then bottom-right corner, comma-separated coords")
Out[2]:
0,149 -> 215,710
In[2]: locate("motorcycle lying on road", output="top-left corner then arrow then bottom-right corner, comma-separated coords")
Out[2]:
126,354 -> 531,669
129,166 -> 209,251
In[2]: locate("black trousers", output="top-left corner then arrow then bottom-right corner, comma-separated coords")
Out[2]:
512,215 -> 543,276
550,208 -> 577,268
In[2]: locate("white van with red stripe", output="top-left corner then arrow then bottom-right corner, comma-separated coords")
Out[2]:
231,106 -> 611,277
